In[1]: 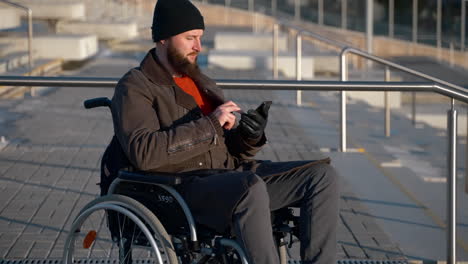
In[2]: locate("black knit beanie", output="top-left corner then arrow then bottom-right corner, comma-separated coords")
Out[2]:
152,0 -> 205,42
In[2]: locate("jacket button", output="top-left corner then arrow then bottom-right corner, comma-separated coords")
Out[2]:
199,162 -> 203,166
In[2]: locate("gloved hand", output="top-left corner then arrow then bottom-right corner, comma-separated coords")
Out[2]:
238,101 -> 272,140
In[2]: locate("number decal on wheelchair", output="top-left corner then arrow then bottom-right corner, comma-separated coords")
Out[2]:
157,195 -> 174,203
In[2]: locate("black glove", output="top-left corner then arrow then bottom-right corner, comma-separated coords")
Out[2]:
239,101 -> 272,140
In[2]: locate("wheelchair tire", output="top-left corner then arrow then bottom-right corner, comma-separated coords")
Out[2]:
63,194 -> 178,264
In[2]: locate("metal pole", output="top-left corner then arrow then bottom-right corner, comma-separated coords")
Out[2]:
225,0 -> 231,25
466,106 -> 468,194
385,67 -> 391,137
462,0 -> 466,52
249,0 -> 254,13
272,0 -> 277,17
0,1 -> 35,95
340,52 -> 348,152
366,0 -> 374,68
412,92 -> 416,125
389,0 -> 394,38
27,8 -> 34,96
437,0 -> 442,50
273,24 -> 279,79
295,0 -> 300,22
341,0 -> 347,30
412,0 -> 418,43
296,33 -> 302,106
318,0 -> 323,25
450,42 -> 454,67
447,99 -> 457,264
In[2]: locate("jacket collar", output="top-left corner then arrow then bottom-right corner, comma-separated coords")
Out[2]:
140,48 -> 225,109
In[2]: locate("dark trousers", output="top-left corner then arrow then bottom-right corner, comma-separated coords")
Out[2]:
233,162 -> 340,264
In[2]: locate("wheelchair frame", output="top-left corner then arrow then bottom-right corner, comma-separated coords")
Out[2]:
62,97 -> 296,264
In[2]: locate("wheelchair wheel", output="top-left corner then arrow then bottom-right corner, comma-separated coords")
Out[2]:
63,194 -> 178,264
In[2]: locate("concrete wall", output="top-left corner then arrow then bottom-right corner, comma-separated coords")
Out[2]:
6,34 -> 98,60
57,20 -> 138,40
208,50 -> 314,79
0,8 -> 20,30
299,22 -> 468,71
31,34 -> 98,60
15,1 -> 85,20
214,32 -> 288,51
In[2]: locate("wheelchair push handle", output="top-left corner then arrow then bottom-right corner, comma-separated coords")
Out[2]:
83,97 -> 111,109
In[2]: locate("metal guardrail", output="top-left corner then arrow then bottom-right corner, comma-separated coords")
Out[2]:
270,21 -> 466,262
0,1 -> 33,72
0,75 -> 466,264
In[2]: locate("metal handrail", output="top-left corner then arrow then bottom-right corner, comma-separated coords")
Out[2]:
272,21 -> 349,106
341,47 -> 467,93
339,46 -> 468,152
0,75 -> 464,264
338,48 -> 467,264
0,0 -> 33,72
0,76 -> 466,100
278,20 -> 349,50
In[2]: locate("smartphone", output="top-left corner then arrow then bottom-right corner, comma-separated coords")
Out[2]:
256,101 -> 272,112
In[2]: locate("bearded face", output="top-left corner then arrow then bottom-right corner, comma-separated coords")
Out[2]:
167,41 -> 201,77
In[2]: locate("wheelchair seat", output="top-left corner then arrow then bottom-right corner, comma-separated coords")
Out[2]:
118,170 -> 185,185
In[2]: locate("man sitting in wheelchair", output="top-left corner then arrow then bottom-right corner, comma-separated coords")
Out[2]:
101,0 -> 339,263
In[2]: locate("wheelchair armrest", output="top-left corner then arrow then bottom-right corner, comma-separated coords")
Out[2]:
117,170 -> 184,186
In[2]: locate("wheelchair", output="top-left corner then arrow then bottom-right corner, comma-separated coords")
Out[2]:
62,97 -> 300,264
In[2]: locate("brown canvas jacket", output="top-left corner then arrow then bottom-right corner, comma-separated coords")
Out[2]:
111,48 -> 265,173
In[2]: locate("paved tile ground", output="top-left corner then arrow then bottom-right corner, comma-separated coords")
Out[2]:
0,52 -> 407,262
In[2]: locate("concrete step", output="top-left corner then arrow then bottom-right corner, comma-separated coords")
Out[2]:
0,43 -> 20,56
0,51 -> 29,73
0,7 -> 20,30
3,34 -> 98,60
13,0 -> 85,21
56,19 -> 138,40
208,49 -> 315,79
0,58 -> 63,99
214,31 -> 289,51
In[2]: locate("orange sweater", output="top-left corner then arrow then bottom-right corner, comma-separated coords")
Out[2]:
174,76 -> 215,115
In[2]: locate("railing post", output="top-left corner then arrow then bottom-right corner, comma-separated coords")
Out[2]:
271,0 -> 277,17
385,67 -> 391,137
462,0 -> 466,52
27,7 -> 34,96
273,24 -> 279,79
389,0 -> 394,38
294,0 -> 300,22
437,0 -> 442,53
341,0 -> 347,30
447,99 -> 457,264
412,0 -> 418,43
1,1 -> 35,96
412,92 -> 417,126
224,0 -> 231,24
296,33 -> 302,106
450,42 -> 454,67
366,0 -> 373,68
340,49 -> 348,152
318,0 -> 323,25
466,107 -> 468,194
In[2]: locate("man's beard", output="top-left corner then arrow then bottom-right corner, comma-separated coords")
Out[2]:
167,44 -> 201,78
